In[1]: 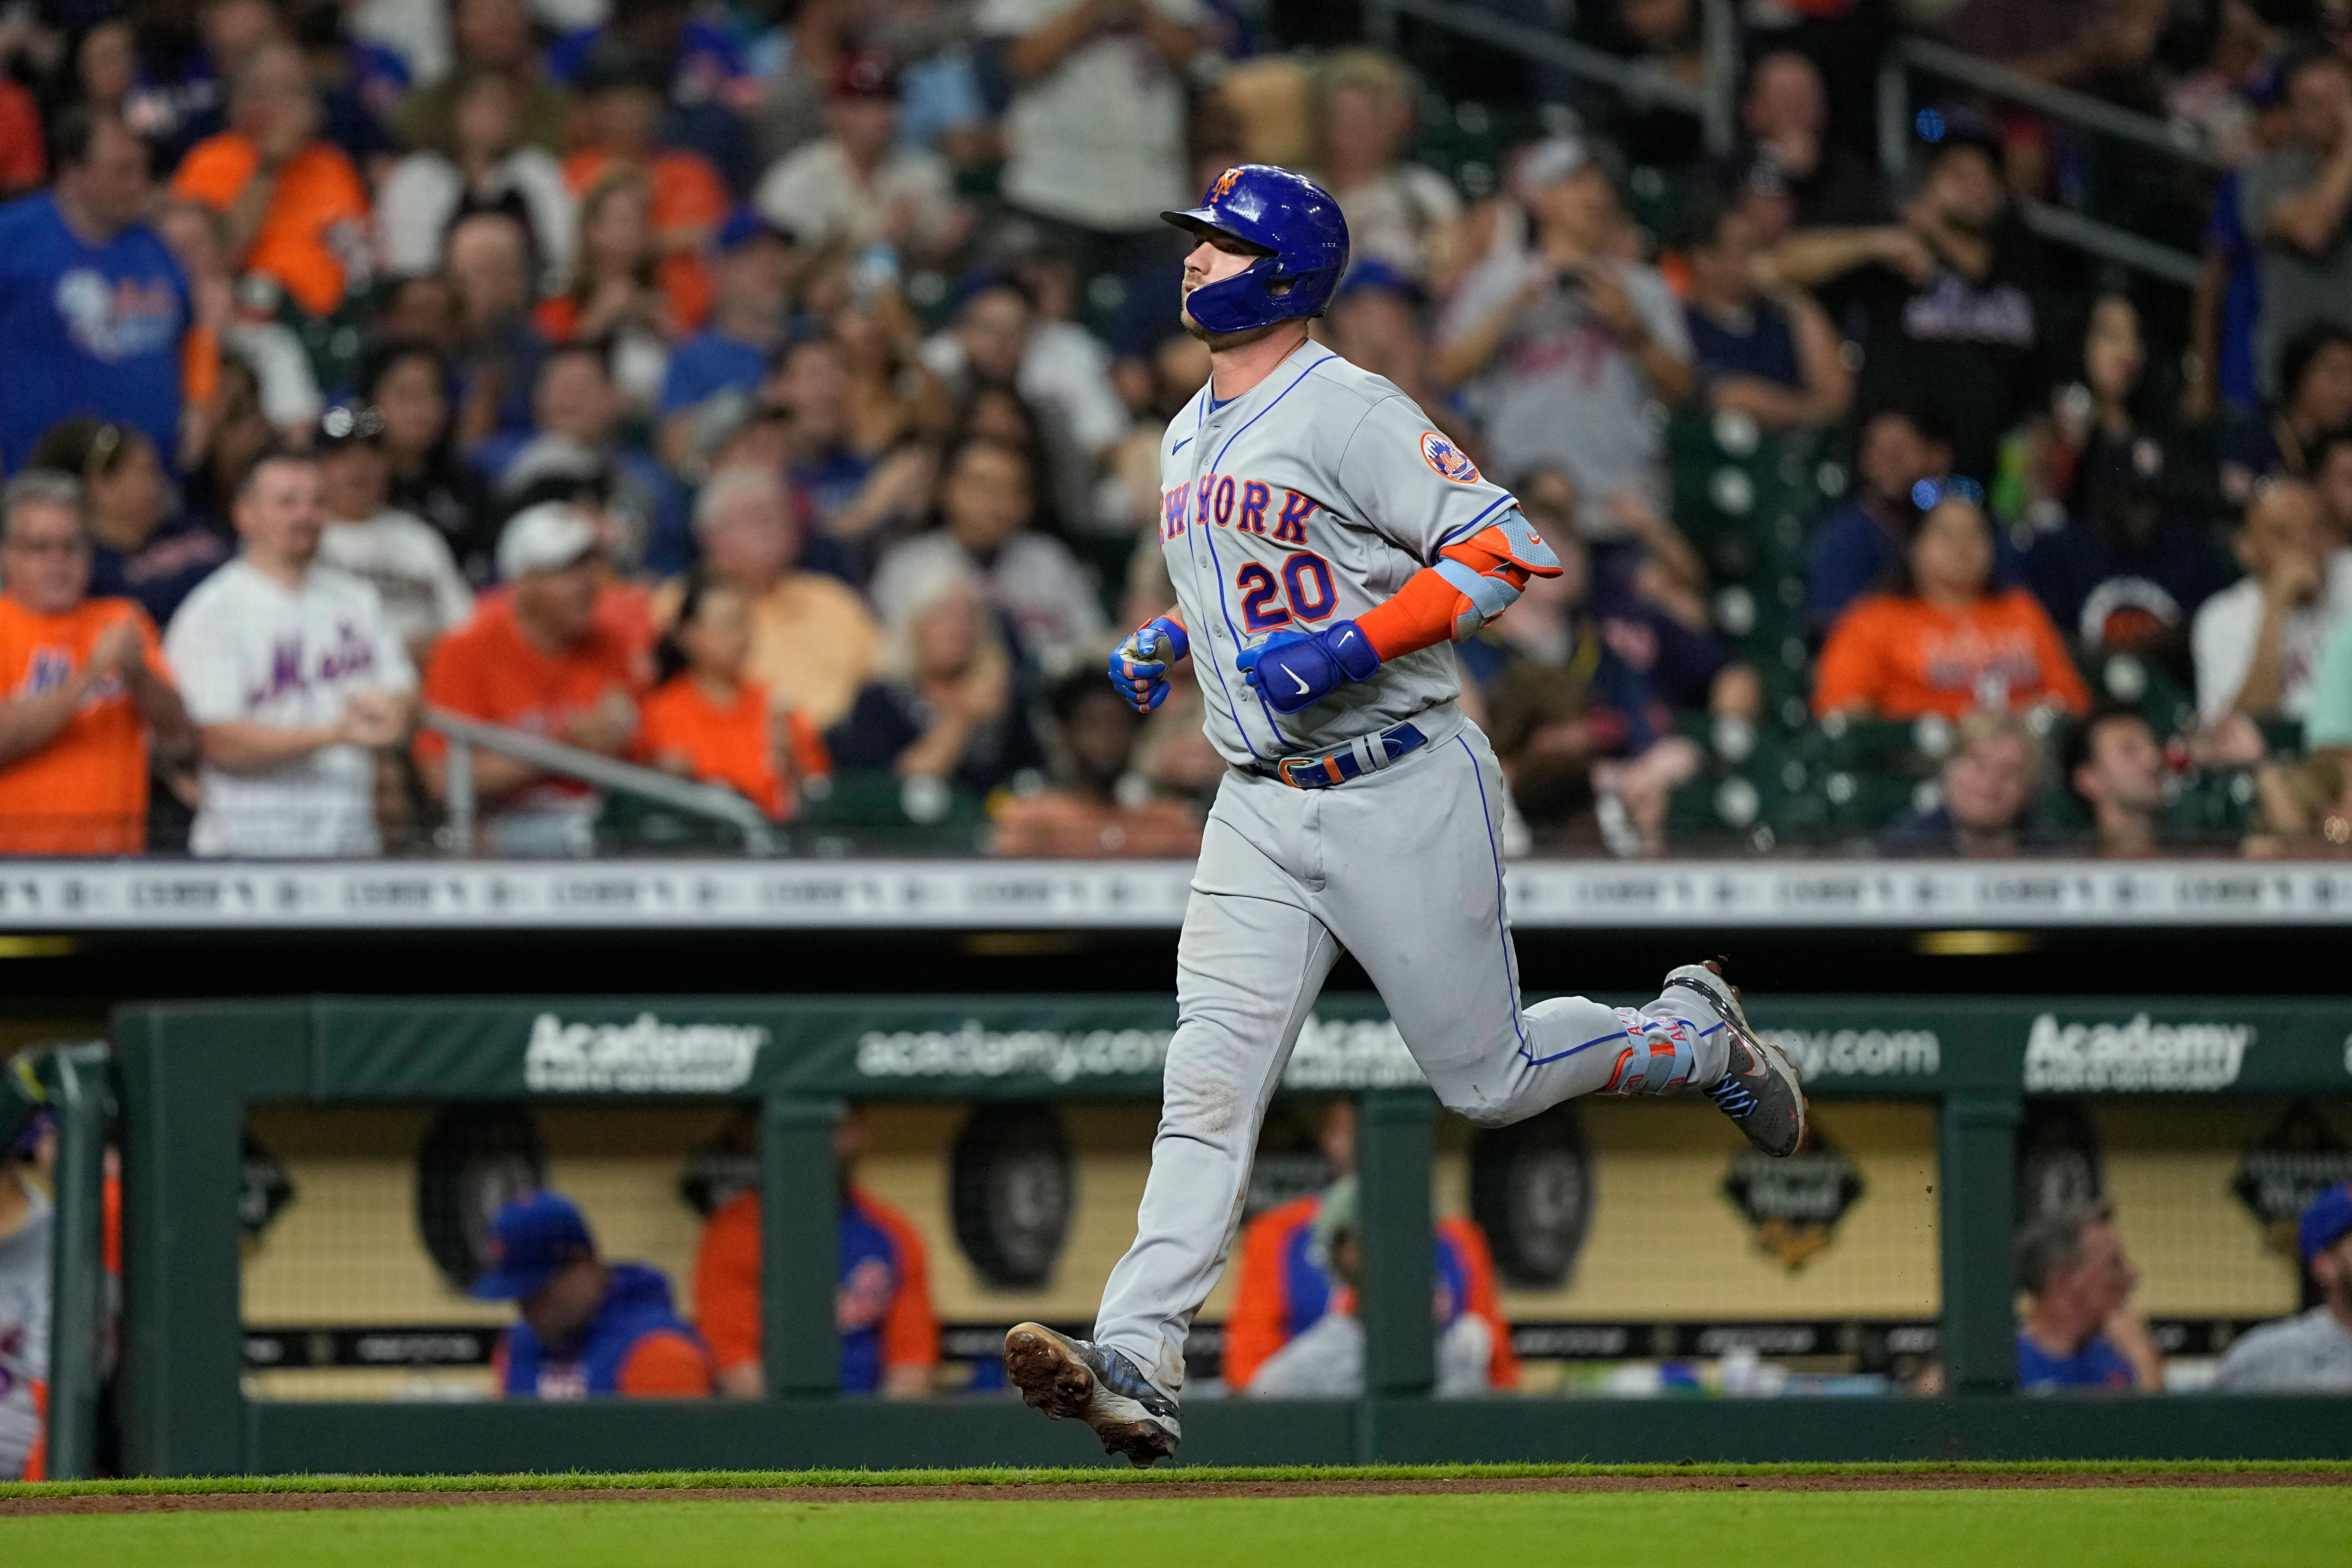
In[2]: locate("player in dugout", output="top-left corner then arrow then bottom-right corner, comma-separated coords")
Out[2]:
694,1105 -> 939,1397
474,1189 -> 715,1399
1224,1099 -> 1516,1397
2213,1182 -> 2352,1391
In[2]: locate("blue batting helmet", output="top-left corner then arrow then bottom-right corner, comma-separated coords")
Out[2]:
1162,164 -> 1350,335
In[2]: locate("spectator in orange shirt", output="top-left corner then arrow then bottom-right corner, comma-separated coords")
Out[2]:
532,170 -> 678,416
476,1190 -> 713,1400
694,1106 -> 939,1398
993,673 -> 1202,858
417,502 -> 644,854
639,572 -> 829,820
559,37 -> 727,335
1224,1100 -> 1517,1397
0,471 -> 192,854
1813,481 -> 2091,722
169,41 -> 371,320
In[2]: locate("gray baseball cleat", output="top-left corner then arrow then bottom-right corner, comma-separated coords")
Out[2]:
1664,957 -> 1807,1158
1003,1322 -> 1182,1468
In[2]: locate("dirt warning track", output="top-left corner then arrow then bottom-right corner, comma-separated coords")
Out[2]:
7,1469 -> 2347,1516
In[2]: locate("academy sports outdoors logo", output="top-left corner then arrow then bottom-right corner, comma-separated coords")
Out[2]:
854,1015 -> 1425,1089
1421,431 -> 1479,483
524,1012 -> 767,1092
1759,1027 -> 1939,1081
2022,1012 -> 2253,1092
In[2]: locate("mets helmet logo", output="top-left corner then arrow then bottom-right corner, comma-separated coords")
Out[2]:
1210,166 -> 1244,202
1420,431 -> 1479,483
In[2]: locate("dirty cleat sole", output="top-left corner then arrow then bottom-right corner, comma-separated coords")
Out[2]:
1665,957 -> 1807,1158
1004,1322 -> 1182,1468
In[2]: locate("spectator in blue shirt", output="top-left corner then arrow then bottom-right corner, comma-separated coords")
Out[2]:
1681,194 -> 1851,432
479,341 -> 691,576
2015,1200 -> 2160,1392
657,209 -> 801,468
0,106 -> 192,475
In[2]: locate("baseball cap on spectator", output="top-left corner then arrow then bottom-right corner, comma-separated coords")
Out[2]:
2301,1182 -> 2352,1262
718,206 -> 796,251
315,401 -> 385,451
831,50 -> 899,101
1513,134 -> 1591,198
497,501 -> 599,579
1912,103 -> 2004,168
1336,258 -> 1421,304
471,1191 -> 595,1300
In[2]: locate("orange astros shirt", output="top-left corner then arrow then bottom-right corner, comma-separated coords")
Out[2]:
0,598 -> 171,854
171,135 -> 370,317
416,597 -> 643,801
637,676 -> 827,821
1812,589 -> 2090,721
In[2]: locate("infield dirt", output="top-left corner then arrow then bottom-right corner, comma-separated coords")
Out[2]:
6,1466 -> 2347,1516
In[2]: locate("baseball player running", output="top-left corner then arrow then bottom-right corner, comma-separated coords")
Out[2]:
1004,165 -> 1805,1466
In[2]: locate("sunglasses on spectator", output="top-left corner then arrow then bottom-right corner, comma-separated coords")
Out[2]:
1909,475 -> 1985,511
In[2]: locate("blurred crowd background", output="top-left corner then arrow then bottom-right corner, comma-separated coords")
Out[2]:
1,0 -> 2351,860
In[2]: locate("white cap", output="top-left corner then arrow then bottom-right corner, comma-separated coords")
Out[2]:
496,501 -> 598,579
1514,135 -> 1591,198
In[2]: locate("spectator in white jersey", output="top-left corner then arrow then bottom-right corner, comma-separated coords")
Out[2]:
1436,135 -> 1694,543
164,450 -> 417,857
311,403 -> 475,670
2214,1182 -> 2352,1391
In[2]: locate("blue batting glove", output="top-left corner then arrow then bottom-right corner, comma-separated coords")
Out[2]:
1109,616 -> 1189,712
1236,620 -> 1381,714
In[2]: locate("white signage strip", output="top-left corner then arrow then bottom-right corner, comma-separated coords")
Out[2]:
0,860 -> 2347,931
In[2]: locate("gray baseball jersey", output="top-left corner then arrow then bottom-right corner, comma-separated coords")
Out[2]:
1085,336 -> 1735,1399
1155,340 -> 1527,768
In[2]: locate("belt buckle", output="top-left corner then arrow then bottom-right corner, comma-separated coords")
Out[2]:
1277,756 -> 1321,789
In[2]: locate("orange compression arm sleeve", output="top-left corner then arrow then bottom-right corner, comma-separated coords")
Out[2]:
1354,523 -> 1560,663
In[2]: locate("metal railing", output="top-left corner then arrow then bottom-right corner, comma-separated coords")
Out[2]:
1363,0 -> 1741,154
420,707 -> 777,857
1876,36 -> 2213,286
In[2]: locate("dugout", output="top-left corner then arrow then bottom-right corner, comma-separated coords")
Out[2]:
31,991 -> 2352,1478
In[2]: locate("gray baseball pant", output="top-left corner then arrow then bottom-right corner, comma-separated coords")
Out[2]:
1092,722 -> 1729,1394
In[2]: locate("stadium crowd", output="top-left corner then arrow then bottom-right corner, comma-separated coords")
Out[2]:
0,0 -> 2349,859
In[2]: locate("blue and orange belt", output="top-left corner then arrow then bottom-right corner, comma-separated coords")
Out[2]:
1250,722 -> 1428,789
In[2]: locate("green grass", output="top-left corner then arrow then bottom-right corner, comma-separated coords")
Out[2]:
5,1490 -> 2349,1568
8,1457 -> 2350,1501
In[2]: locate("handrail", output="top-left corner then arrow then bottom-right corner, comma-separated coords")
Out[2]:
1891,36 -> 2225,173
1876,38 -> 2210,287
419,706 -> 777,856
1363,0 -> 1739,154
2019,198 -> 2201,287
